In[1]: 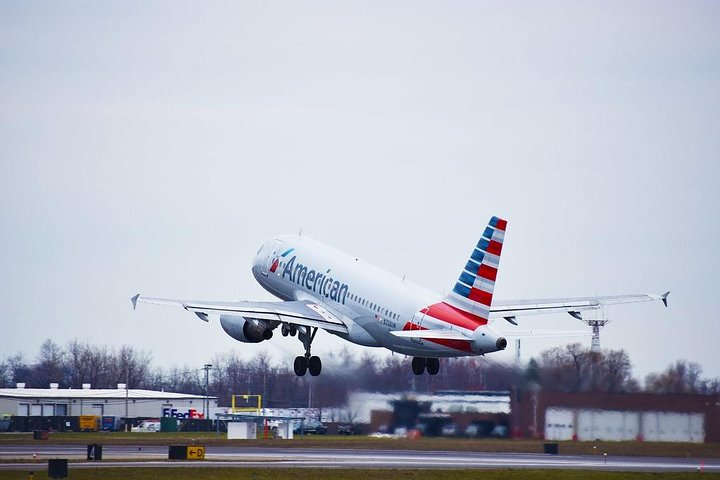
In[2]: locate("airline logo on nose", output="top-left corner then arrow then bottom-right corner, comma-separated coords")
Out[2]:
269,248 -> 294,273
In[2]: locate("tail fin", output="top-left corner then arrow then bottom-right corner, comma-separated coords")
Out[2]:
443,216 -> 507,320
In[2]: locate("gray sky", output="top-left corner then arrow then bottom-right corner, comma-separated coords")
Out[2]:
1,1 -> 718,381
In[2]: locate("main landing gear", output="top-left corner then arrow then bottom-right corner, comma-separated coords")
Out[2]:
411,357 -> 440,375
292,325 -> 322,377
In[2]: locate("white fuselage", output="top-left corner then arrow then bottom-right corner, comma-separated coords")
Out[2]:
251,235 -> 503,357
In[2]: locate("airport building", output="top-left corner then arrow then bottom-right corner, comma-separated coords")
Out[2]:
359,391 -> 511,436
0,383 -> 217,420
511,390 -> 720,443
360,390 -> 719,443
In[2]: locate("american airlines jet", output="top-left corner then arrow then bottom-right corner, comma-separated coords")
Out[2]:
132,217 -> 669,377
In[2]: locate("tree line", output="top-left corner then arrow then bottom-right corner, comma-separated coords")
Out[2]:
1,339 -> 718,409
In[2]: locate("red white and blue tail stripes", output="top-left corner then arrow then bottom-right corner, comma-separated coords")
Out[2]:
443,216 -> 507,321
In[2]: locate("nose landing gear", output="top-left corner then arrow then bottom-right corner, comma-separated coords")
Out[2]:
293,326 -> 322,376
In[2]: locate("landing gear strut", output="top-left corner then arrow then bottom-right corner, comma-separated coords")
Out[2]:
412,357 -> 439,375
294,326 -> 322,377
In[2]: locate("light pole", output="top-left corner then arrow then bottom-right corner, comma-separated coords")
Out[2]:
203,364 -> 212,419
125,365 -> 129,419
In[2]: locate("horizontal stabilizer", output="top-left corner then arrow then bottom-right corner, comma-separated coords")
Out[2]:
390,329 -> 471,341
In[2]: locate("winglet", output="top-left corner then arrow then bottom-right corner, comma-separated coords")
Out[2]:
131,294 -> 140,310
661,291 -> 670,307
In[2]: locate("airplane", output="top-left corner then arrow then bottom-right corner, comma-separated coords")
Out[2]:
132,216 -> 669,377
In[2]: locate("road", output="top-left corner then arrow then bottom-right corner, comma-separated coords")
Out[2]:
1,445 -> 718,472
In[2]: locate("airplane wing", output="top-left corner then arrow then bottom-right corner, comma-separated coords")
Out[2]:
131,295 -> 348,334
489,291 -> 669,321
389,329 -> 471,341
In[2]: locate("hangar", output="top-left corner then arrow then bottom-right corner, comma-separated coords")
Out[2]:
511,390 -> 720,443
0,383 -> 217,420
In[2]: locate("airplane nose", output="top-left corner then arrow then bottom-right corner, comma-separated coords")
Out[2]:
496,337 -> 507,350
252,243 -> 267,268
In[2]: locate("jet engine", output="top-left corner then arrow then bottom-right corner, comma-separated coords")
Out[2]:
220,315 -> 274,343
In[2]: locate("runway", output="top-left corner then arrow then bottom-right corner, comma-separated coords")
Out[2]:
1,445 -> 719,472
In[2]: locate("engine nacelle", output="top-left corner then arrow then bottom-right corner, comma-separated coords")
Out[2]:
220,315 -> 274,343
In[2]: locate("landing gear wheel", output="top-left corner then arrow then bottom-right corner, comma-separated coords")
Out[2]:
426,358 -> 440,375
281,325 -> 289,337
294,326 -> 321,376
308,356 -> 322,376
294,356 -> 307,376
411,357 -> 427,375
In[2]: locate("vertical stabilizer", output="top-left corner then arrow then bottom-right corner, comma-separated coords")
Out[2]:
443,216 -> 507,320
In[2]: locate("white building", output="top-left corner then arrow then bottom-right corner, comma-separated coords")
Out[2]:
0,384 -> 217,418
347,391 -> 511,424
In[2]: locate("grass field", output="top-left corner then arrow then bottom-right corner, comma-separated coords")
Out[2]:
0,468 -> 719,480
1,432 -> 719,459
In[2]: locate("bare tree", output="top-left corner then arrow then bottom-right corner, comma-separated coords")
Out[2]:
6,353 -> 31,386
31,339 -> 67,388
66,340 -> 112,387
0,360 -> 10,388
538,344 -> 580,392
109,345 -> 152,388
645,360 -> 704,394
535,343 -> 637,393
597,349 -> 637,393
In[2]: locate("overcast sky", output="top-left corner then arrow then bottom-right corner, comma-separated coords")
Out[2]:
1,1 -> 718,382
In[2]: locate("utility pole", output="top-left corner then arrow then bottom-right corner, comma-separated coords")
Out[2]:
307,377 -> 313,408
203,364 -> 212,419
125,365 -> 129,419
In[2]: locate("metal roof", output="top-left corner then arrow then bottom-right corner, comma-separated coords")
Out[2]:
0,388 -> 215,401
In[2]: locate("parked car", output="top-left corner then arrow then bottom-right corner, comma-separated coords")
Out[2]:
464,424 -> 480,438
133,421 -> 161,433
293,420 -> 328,435
338,424 -> 361,435
464,420 -> 494,438
441,422 -> 460,437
